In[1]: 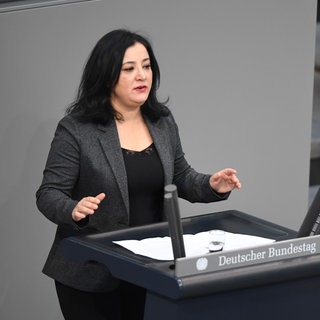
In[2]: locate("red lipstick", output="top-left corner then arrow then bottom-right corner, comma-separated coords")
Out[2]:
134,85 -> 147,92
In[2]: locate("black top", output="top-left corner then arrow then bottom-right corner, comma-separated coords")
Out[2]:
122,143 -> 164,227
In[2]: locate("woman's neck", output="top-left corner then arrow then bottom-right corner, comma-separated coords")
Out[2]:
115,106 -> 143,123
115,108 -> 152,151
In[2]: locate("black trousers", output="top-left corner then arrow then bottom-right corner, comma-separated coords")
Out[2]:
55,280 -> 146,320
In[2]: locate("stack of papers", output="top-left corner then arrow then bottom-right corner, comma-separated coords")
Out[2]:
113,231 -> 275,260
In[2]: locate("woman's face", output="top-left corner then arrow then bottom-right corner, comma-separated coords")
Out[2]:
111,42 -> 153,111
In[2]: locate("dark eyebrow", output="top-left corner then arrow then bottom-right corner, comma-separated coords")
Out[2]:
122,58 -> 150,65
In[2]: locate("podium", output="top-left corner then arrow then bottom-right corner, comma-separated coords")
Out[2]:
61,210 -> 320,319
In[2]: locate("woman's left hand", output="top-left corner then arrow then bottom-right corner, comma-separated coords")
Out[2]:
209,168 -> 241,194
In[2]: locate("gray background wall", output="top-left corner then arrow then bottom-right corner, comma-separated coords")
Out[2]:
0,0 -> 317,319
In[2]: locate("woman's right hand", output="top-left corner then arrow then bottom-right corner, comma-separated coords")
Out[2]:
71,193 -> 106,222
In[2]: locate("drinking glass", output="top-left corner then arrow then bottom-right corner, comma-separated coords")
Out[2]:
208,229 -> 225,252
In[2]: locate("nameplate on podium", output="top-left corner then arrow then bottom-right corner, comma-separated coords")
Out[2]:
175,234 -> 320,277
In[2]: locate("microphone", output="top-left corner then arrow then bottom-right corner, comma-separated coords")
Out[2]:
298,187 -> 320,237
164,184 -> 186,259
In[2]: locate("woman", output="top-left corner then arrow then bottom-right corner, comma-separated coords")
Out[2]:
36,29 -> 241,320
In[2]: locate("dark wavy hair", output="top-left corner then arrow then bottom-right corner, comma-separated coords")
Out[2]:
66,29 -> 169,124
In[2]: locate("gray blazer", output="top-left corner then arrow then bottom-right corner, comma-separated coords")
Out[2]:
36,111 -> 229,292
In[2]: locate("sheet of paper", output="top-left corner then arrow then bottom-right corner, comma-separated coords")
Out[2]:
113,231 -> 275,260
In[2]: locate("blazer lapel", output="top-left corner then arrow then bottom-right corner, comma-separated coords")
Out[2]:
97,117 -> 173,216
145,118 -> 174,186
97,120 -> 129,215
